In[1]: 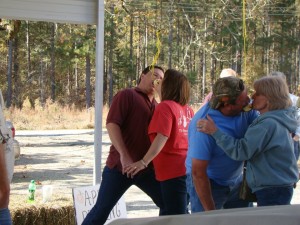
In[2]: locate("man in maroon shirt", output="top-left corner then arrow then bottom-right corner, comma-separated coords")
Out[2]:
82,65 -> 165,225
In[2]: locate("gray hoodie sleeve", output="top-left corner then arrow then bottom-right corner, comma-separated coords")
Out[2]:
211,125 -> 270,161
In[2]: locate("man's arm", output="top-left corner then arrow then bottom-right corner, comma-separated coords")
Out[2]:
192,158 -> 215,211
0,143 -> 10,208
106,123 -> 132,173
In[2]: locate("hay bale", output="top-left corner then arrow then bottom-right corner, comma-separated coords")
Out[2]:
11,205 -> 76,225
10,188 -> 77,225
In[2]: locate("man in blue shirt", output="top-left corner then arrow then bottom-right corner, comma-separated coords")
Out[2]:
186,77 -> 258,212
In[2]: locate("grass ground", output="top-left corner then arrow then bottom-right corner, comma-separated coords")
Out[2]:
4,98 -> 109,130
4,98 -> 201,130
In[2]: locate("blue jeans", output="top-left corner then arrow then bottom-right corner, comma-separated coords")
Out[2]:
82,166 -> 165,225
255,186 -> 293,206
0,208 -> 12,225
186,174 -> 251,212
160,175 -> 188,215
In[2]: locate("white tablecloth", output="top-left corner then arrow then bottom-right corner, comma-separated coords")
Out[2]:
108,205 -> 300,225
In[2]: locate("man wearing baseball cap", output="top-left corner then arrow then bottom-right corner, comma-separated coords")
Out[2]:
201,68 -> 237,106
186,76 -> 258,212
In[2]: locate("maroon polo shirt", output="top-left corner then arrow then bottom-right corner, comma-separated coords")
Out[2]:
106,87 -> 156,171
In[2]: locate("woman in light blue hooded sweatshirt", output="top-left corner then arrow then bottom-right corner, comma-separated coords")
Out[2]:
197,76 -> 299,206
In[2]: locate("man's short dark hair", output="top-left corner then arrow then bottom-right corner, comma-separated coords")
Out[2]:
137,65 -> 164,84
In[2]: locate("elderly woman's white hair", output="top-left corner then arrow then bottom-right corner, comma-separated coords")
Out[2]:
220,68 -> 237,78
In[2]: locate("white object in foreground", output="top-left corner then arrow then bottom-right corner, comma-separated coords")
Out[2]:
42,185 -> 54,203
109,204 -> 300,225
73,184 -> 127,225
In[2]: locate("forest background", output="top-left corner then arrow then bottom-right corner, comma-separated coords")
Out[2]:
1,0 -> 300,129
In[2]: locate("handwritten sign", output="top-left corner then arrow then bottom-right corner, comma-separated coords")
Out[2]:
72,184 -> 127,225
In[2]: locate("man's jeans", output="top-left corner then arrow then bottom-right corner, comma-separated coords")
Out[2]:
255,186 -> 293,206
0,208 -> 12,225
82,166 -> 165,225
186,173 -> 251,212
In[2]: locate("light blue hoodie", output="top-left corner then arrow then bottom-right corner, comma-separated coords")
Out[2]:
211,107 -> 299,192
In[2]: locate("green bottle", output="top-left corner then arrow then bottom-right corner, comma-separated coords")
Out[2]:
28,180 -> 36,203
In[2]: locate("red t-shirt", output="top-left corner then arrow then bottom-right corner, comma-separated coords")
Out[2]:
148,100 -> 194,181
106,88 -> 156,171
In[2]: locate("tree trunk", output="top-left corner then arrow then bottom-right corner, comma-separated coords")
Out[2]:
202,17 -> 207,101
75,61 -> 78,95
210,56 -> 216,89
177,17 -> 180,65
6,40 -> 13,108
85,53 -> 91,109
26,21 -> 35,108
13,36 -> 21,108
143,16 -> 147,70
85,25 -> 92,109
130,18 -> 134,79
266,15 -> 270,75
26,22 -> 31,76
168,8 -> 173,69
108,5 -> 114,106
50,23 -> 56,102
39,56 -> 45,107
103,42 -> 108,105
67,68 -> 70,96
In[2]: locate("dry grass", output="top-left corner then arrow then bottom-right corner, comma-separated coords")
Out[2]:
4,97 -> 201,131
4,98 -> 109,130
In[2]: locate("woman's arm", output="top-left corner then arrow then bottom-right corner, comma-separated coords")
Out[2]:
124,133 -> 168,178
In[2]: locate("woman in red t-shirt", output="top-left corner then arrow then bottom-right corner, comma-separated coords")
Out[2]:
125,69 -> 194,215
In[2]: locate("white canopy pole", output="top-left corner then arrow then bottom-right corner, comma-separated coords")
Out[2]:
94,0 -> 105,184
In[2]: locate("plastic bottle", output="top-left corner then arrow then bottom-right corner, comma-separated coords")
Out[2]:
28,180 -> 36,203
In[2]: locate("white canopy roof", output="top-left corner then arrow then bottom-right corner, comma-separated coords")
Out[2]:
0,0 -> 97,24
0,0 -> 104,184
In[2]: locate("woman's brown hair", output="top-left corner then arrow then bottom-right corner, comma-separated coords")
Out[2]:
161,69 -> 190,105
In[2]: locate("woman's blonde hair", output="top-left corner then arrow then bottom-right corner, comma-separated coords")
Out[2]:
253,76 -> 292,110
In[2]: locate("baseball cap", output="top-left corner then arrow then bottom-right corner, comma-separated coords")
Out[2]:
210,77 -> 245,109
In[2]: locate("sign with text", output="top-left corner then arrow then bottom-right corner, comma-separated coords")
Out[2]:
73,184 -> 127,225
